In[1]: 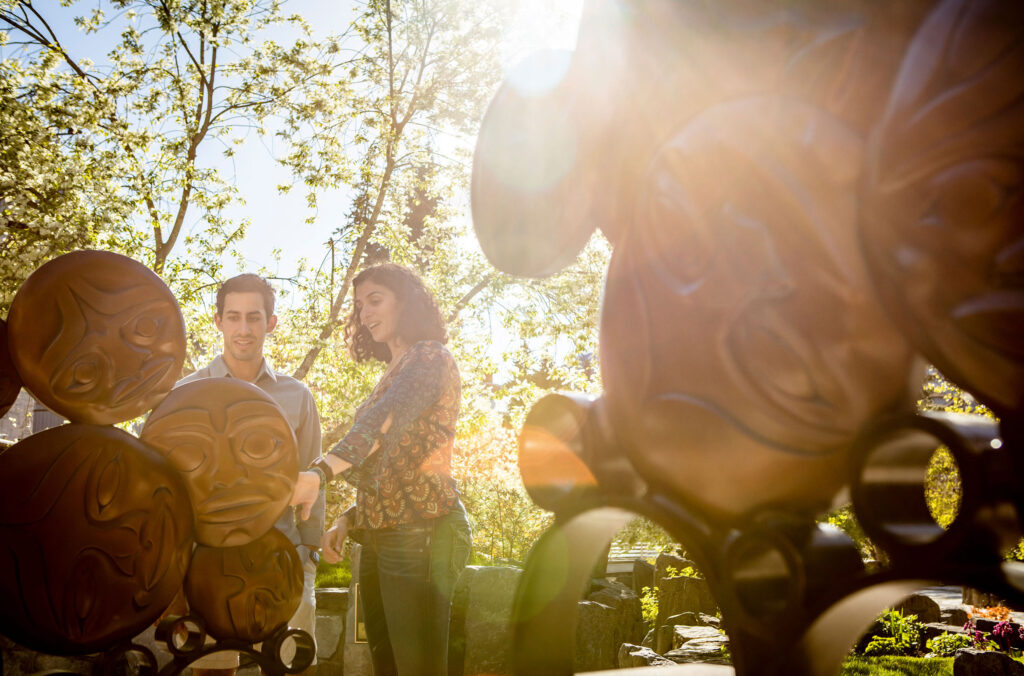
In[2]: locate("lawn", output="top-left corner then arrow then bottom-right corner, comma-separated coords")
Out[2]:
840,656 -> 953,675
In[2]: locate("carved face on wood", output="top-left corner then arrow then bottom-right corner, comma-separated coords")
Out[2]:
0,425 -> 194,655
141,378 -> 298,547
862,0 -> 1024,415
470,1 -> 972,520
599,97 -> 913,518
0,319 -> 22,418
7,250 -> 186,425
184,527 -> 302,642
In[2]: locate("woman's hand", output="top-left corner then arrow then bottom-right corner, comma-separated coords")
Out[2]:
321,515 -> 349,564
290,470 -> 321,520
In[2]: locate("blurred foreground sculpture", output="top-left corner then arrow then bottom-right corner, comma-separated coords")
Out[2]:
473,0 -> 1024,673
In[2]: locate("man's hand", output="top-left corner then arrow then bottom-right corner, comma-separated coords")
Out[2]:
290,471 -> 321,521
321,515 -> 349,564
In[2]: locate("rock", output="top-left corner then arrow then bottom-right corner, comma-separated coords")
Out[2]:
976,618 -> 998,634
963,588 -> 1009,609
665,635 -> 731,665
893,593 -> 941,623
656,575 -> 718,628
954,648 -> 1024,675
578,580 -> 646,671
656,552 -> 694,583
634,559 -> 655,595
642,629 -> 656,649
667,612 -> 701,626
617,643 -> 675,668
459,565 -> 521,676
700,613 -> 722,628
922,623 -> 968,642
944,608 -> 970,627
0,633 -> 97,675
672,626 -> 725,651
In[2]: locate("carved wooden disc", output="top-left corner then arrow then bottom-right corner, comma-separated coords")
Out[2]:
861,0 -> 1024,415
140,378 -> 298,547
601,97 -> 914,520
0,424 -> 195,655
6,250 -> 186,425
184,527 -> 302,642
0,318 -> 22,418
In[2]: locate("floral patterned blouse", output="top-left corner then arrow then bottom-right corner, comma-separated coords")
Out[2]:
329,340 -> 461,530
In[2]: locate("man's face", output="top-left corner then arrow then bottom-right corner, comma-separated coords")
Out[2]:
215,292 -> 277,364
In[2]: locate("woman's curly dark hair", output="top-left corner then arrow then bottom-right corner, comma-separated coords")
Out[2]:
344,263 -> 448,363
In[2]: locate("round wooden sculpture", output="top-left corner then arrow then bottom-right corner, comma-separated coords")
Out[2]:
184,527 -> 302,643
862,0 -> 1024,416
598,97 -> 915,520
0,424 -> 195,655
0,318 -> 22,418
6,250 -> 186,425
140,378 -> 298,547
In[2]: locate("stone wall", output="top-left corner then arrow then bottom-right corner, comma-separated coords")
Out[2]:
1,563 -> 649,676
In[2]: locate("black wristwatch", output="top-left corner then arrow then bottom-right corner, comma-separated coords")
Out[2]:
309,456 -> 336,490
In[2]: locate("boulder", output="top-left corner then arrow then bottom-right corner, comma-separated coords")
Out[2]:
656,575 -> 717,628
954,648 -> 1024,676
656,552 -> 695,583
665,612 -> 721,628
672,626 -> 725,651
642,629 -> 656,649
634,559 -> 655,595
922,622 -> 967,642
893,593 -> 941,623
665,635 -> 731,665
577,579 -> 646,671
458,565 -> 521,676
617,643 -> 676,668
963,588 -> 1009,609
944,608 -> 971,627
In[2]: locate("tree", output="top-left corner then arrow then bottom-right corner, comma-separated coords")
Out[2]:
0,0 -> 338,310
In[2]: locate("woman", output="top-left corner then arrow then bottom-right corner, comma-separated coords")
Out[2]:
291,263 -> 472,676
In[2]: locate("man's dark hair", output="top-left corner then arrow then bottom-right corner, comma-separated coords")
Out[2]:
344,264 -> 448,363
216,274 -> 276,317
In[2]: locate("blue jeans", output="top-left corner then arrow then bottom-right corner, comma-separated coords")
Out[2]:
360,503 -> 472,676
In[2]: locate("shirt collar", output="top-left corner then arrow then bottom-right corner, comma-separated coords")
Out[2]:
209,354 -> 278,384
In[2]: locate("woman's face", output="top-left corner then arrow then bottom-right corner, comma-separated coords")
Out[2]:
355,280 -> 403,347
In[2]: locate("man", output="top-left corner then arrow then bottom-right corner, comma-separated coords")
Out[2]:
181,273 -> 324,676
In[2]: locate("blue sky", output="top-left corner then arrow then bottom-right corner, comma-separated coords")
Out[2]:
23,0 -> 583,288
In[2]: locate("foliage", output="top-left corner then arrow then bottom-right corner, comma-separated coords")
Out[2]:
925,632 -> 972,657
839,656 -> 952,676
640,585 -> 658,629
824,504 -> 886,565
961,619 -> 996,650
972,605 -> 1013,622
315,558 -> 352,588
451,421 -> 551,563
924,446 -> 960,530
0,0 -> 339,313
612,517 -> 678,554
859,610 -> 924,657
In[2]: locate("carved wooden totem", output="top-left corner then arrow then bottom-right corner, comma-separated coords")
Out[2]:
0,425 -> 194,655
141,378 -> 299,547
0,318 -> 21,418
6,250 -> 186,425
184,527 -> 303,643
472,1 -> 1024,674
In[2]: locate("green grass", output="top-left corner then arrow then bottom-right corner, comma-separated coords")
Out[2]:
315,559 -> 352,588
839,656 -> 952,675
